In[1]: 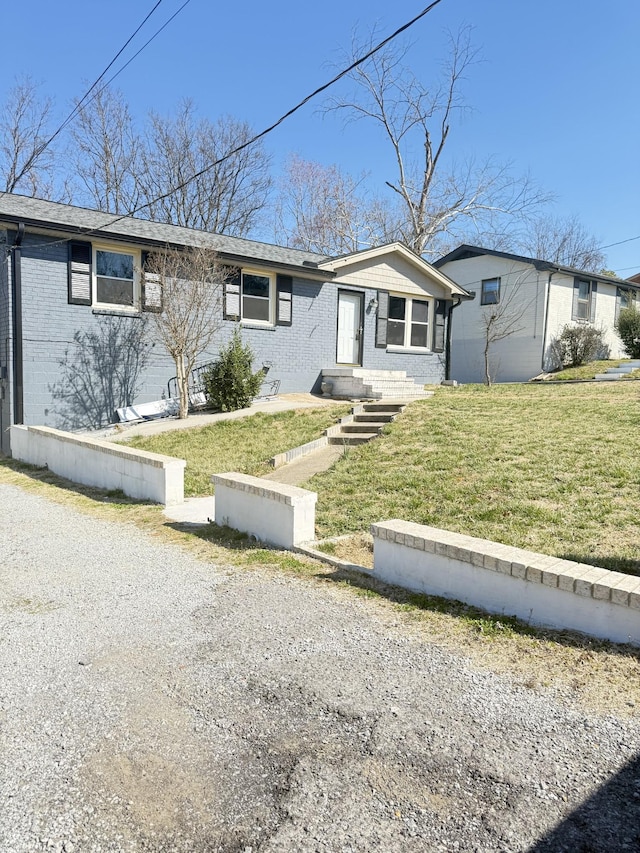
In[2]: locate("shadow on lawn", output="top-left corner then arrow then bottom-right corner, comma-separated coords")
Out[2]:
560,550 -> 640,578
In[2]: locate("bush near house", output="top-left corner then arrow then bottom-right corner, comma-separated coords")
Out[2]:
615,305 -> 640,359
204,327 -> 264,412
549,324 -> 607,369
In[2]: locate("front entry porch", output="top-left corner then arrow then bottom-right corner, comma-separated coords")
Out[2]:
320,368 -> 432,400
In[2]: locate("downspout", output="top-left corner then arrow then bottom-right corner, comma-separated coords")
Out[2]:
541,271 -> 555,372
10,222 -> 25,425
445,296 -> 463,381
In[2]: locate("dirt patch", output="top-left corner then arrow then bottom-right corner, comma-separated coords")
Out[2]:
316,533 -> 374,568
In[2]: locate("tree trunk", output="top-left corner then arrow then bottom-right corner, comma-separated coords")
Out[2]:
483,339 -> 492,387
175,354 -> 189,419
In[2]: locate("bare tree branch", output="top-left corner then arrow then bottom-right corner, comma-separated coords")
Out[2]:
0,76 -> 57,197
146,246 -> 229,418
140,100 -> 272,236
318,28 -> 551,257
518,214 -> 606,272
69,86 -> 143,214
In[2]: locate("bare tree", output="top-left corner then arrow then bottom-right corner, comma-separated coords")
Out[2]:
480,272 -> 534,385
146,246 -> 228,418
274,155 -> 383,255
0,76 -> 57,197
519,214 -> 606,272
69,86 -> 142,214
324,29 -> 550,257
140,100 -> 272,235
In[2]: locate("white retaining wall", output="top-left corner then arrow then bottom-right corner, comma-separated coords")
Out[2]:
212,472 -> 316,549
10,425 -> 185,506
372,520 -> 640,645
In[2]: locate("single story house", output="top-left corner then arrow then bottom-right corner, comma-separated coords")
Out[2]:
434,244 -> 639,384
0,194 -> 469,453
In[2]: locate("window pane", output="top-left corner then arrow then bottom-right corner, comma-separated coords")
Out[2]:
242,273 -> 270,298
412,299 -> 429,323
97,250 -> 133,280
387,319 -> 405,346
243,295 -> 270,322
482,278 -> 500,304
388,296 -> 406,320
97,276 -> 134,306
410,324 -> 428,348
576,300 -> 590,320
578,280 -> 590,300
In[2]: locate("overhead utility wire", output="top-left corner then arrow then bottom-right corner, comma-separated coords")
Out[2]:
0,0 -> 172,202
598,234 -> 640,250
48,0 -> 166,142
67,0 -> 193,126
68,0 -> 445,237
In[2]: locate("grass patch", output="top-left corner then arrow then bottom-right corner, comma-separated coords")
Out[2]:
123,405 -> 351,495
548,359 -> 640,381
308,382 -> 640,576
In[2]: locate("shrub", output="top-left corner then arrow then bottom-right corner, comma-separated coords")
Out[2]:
549,324 -> 607,369
203,327 -> 264,412
615,305 -> 640,359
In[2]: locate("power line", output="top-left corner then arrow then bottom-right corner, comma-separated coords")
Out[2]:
51,0 -> 166,142
598,234 -> 640,251
0,0 -> 191,201
55,0 -> 444,239
69,0 -> 193,127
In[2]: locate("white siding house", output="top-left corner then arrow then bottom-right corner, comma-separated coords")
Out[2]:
434,245 -> 640,384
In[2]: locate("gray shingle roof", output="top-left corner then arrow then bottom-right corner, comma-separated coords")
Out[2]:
0,194 -> 333,272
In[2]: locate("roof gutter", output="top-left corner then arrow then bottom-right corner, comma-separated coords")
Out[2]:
445,295 -> 465,381
541,270 -> 555,372
10,222 -> 25,425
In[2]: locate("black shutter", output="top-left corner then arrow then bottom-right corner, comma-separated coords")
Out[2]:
141,251 -> 162,313
375,291 -> 389,347
572,279 -> 580,320
223,268 -> 241,320
433,299 -> 448,353
276,274 -> 293,326
590,281 -> 597,324
68,241 -> 92,305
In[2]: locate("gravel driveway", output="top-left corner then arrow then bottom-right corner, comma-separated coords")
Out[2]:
1,482 -> 639,852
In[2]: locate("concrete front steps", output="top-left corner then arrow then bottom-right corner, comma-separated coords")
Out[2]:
321,368 -> 432,400
325,401 -> 406,446
594,360 -> 640,380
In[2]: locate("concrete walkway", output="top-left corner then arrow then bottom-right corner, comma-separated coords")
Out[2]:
107,393 -> 342,441
152,394 -> 346,527
163,442 -> 345,526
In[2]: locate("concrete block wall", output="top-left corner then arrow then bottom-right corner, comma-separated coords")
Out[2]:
372,520 -> 640,645
10,425 -> 185,506
212,472 -> 317,548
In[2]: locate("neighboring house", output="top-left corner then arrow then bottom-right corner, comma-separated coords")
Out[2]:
434,244 -> 640,384
0,194 -> 468,453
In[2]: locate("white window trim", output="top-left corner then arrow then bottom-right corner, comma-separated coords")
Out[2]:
386,293 -> 432,352
240,268 -> 276,327
93,243 -> 141,312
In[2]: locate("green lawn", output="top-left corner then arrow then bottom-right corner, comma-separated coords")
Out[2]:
124,405 -> 351,495
549,359 -> 640,381
125,384 -> 640,576
308,383 -> 640,576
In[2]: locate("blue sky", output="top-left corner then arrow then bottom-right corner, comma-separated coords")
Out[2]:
2,0 -> 639,273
